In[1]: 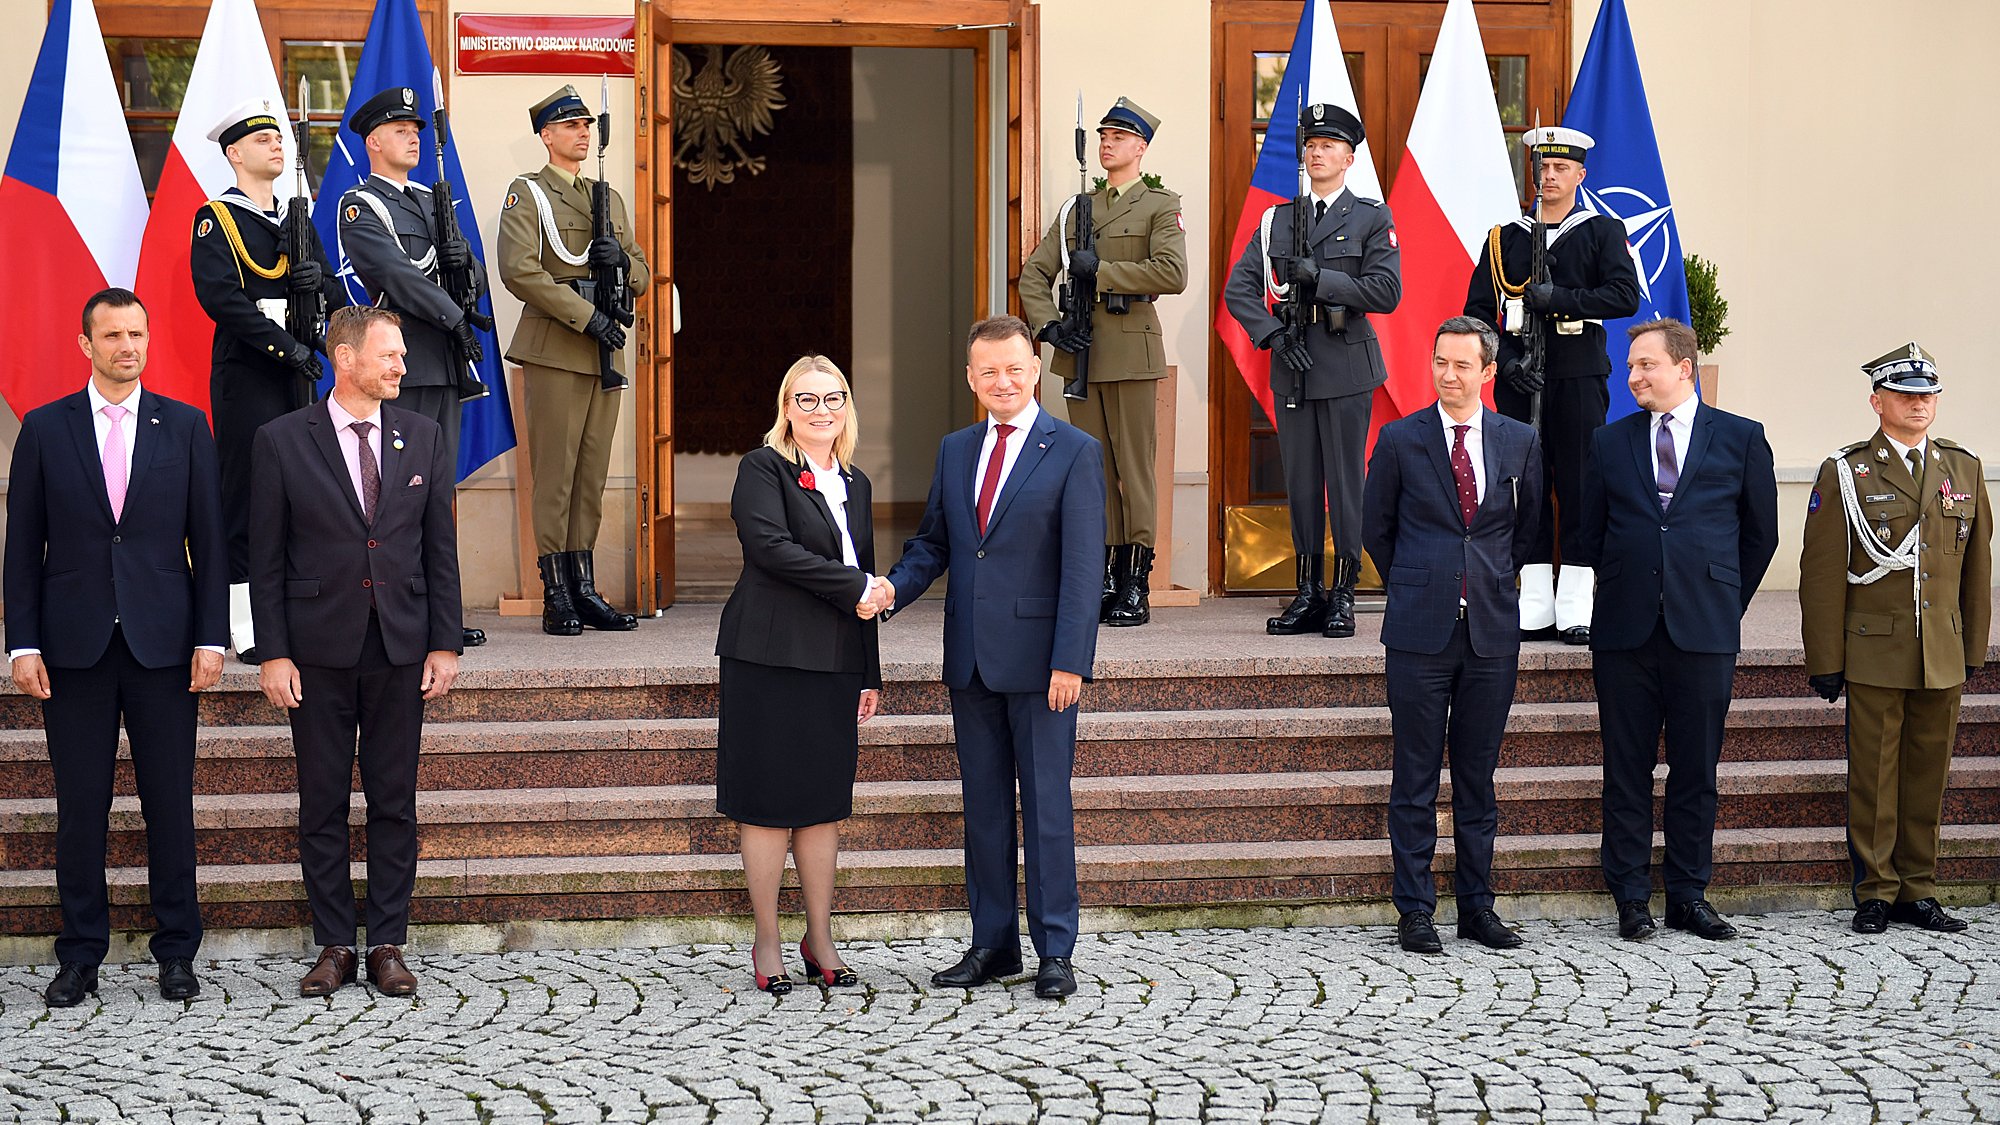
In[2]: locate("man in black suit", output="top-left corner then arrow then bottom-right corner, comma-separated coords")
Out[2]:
249,305 -> 463,998
5,288 -> 228,1006
873,316 -> 1106,999
1363,316 -> 1543,954
1573,318 -> 1778,941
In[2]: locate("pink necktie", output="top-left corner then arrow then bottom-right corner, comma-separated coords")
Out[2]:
102,404 -> 129,521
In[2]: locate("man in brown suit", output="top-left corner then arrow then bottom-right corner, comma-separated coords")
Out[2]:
496,85 -> 651,636
1018,97 -> 1187,627
1800,343 -> 1991,936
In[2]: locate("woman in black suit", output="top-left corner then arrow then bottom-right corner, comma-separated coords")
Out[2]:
715,354 -> 882,994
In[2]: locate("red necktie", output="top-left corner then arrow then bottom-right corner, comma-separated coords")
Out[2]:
976,423 -> 1015,536
1452,424 -> 1475,602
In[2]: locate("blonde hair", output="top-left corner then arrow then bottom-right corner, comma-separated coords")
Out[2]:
763,354 -> 858,467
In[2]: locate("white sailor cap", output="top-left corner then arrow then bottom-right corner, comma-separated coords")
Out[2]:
1522,126 -> 1595,163
206,99 -> 283,149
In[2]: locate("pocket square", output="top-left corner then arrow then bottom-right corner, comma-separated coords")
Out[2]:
408,474 -> 423,486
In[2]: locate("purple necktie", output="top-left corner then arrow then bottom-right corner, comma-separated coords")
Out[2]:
102,404 -> 129,521
352,420 -> 381,525
1655,412 -> 1678,512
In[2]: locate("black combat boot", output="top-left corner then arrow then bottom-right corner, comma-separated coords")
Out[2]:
1100,545 -> 1123,624
539,553 -> 583,636
568,550 -> 639,631
1106,545 -> 1154,627
1266,554 -> 1327,636
1323,556 -> 1359,638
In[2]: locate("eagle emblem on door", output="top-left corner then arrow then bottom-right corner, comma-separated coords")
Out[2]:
671,45 -> 786,191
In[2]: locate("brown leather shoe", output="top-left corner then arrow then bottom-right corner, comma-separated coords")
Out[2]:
366,945 -> 418,997
299,946 -> 357,997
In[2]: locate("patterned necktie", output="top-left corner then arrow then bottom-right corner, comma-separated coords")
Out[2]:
1907,447 -> 1923,485
976,423 -> 1015,536
1450,424 -> 1477,527
101,404 -> 129,521
1655,412 -> 1679,512
352,420 -> 381,525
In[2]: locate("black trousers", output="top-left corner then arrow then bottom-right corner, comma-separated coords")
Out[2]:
292,613 -> 424,947
1595,618 -> 1737,905
1495,375 -> 1608,564
42,627 -> 201,965
1384,619 -> 1517,914
1275,389 -> 1372,560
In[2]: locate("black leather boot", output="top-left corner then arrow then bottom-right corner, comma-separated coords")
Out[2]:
568,550 -> 639,631
1100,545 -> 1123,624
539,553 -> 583,636
1323,556 -> 1359,638
1265,554 -> 1327,635
1106,545 -> 1153,627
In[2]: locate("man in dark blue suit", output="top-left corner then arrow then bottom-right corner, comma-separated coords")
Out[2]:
874,315 -> 1105,999
5,289 -> 228,1006
1363,316 -> 1543,954
1573,318 -> 1778,942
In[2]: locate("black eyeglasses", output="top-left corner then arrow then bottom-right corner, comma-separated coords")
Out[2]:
792,391 -> 848,413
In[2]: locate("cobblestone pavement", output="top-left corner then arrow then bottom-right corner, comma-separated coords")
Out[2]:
2,908 -> 1997,1123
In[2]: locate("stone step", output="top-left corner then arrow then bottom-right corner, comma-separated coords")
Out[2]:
2,696 -> 1995,798
3,824 -> 1996,933
5,758 -> 1995,869
10,653 -> 1989,730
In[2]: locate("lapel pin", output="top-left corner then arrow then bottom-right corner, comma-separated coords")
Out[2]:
150,417 -> 160,425
1874,448 -> 1889,462
392,437 -> 405,450
1039,442 -> 1048,449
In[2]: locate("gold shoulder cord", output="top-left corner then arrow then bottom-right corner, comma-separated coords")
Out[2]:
206,201 -> 289,283
1486,223 -> 1528,315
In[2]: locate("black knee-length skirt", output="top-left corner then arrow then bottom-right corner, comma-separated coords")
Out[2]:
715,656 -> 862,829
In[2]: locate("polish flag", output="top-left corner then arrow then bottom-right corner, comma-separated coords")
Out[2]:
1374,0 -> 1521,427
0,0 -> 149,418
1215,0 -> 1378,422
131,0 -> 295,415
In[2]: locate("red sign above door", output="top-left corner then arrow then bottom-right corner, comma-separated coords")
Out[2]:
455,14 -> 637,76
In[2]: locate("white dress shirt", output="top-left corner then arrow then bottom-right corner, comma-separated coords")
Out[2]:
973,398 -> 1042,505
808,452 -> 860,569
1882,431 -> 1929,478
1437,403 -> 1486,503
1649,394 -> 1699,506
326,395 -> 387,511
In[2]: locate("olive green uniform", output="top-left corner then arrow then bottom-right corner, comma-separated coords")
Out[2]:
1018,180 -> 1186,547
1800,432 -> 1991,904
496,165 -> 650,556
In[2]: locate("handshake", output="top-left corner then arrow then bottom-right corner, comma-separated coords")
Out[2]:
855,575 -> 896,620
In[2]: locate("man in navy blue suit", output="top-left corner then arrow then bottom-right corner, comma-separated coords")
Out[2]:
1363,316 -> 1543,954
1573,318 -> 1778,942
873,315 -> 1105,999
5,289 -> 228,1006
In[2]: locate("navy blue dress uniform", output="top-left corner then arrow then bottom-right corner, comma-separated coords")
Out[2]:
1223,103 -> 1401,639
1464,127 -> 1641,641
190,102 -> 350,662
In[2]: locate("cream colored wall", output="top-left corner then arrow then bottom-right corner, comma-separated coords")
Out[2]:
1032,0 -> 1212,593
1576,0 -> 2000,588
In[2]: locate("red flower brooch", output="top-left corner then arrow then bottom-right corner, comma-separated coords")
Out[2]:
798,468 -> 816,490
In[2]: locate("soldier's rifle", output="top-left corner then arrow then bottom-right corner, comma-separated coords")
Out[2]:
586,73 -> 635,393
429,71 -> 491,401
1519,117 -> 1550,431
1274,89 -> 1316,408
1057,92 -> 1096,401
284,77 -> 327,400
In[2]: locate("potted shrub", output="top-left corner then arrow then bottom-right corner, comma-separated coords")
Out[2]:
1686,252 -> 1731,403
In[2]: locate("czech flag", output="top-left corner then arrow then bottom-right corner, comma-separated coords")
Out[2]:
131,0 -> 294,414
1215,0 -> 1379,423
0,0 -> 149,418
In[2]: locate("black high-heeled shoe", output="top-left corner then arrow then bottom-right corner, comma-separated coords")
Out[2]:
799,941 -> 858,987
752,959 -> 791,995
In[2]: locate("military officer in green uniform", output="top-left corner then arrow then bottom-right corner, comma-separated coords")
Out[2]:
497,85 -> 650,637
1800,343 -> 1991,936
1018,97 -> 1187,627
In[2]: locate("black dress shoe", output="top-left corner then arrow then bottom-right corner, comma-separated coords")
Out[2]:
462,627 -> 487,648
1398,910 -> 1443,954
158,957 -> 200,1000
1559,626 -> 1592,645
1035,957 -> 1077,998
236,646 -> 261,666
1888,897 -> 1969,933
1457,907 -> 1524,949
1666,899 -> 1738,940
45,962 -> 97,1008
931,946 -> 1023,988
1852,898 -> 1891,934
1617,900 -> 1658,940
1519,625 -> 1558,642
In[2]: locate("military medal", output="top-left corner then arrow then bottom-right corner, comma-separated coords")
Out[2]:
1851,462 -> 1870,478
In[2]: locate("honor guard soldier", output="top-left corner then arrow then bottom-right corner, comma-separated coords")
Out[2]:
1800,344 -> 1991,936
497,85 -> 651,636
338,87 -> 486,650
1223,103 -> 1401,638
1018,97 -> 1187,627
1465,126 -> 1640,644
190,100 -> 349,663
